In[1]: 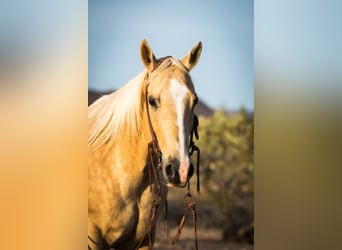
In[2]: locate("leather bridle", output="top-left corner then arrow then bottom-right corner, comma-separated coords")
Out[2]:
135,82 -> 164,249
139,80 -> 201,250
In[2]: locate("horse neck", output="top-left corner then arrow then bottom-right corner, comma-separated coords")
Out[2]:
111,104 -> 153,193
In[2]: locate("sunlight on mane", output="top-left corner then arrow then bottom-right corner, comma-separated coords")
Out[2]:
88,57 -> 187,153
88,70 -> 147,153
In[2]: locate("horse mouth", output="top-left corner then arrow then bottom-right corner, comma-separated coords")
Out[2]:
165,181 -> 188,188
164,163 -> 194,188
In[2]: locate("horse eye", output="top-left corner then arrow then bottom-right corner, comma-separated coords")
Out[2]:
148,96 -> 157,108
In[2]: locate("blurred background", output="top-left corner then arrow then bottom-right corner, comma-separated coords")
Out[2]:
88,0 -> 254,248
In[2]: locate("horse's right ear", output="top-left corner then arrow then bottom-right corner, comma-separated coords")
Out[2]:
140,39 -> 156,72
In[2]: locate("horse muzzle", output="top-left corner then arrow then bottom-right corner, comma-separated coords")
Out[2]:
165,158 -> 194,187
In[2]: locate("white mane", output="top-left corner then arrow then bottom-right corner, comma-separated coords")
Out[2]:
88,70 -> 147,153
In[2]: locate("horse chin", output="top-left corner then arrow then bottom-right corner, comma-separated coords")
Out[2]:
165,181 -> 188,188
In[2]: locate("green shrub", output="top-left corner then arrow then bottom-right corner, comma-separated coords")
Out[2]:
198,109 -> 254,243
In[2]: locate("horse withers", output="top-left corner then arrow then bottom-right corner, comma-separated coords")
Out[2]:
88,39 -> 202,250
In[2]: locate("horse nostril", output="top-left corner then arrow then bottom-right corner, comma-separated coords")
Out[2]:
166,164 -> 175,179
165,159 -> 182,185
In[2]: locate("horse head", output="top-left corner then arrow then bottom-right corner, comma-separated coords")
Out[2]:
140,39 -> 202,187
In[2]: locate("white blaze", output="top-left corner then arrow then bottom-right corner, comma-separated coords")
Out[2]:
170,78 -> 190,183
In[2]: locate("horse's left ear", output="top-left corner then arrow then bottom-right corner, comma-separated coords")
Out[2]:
181,41 -> 202,71
140,39 -> 157,72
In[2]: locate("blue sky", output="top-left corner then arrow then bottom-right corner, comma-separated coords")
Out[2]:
89,0 -> 254,111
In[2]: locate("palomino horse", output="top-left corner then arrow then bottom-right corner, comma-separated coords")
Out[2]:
88,39 -> 202,250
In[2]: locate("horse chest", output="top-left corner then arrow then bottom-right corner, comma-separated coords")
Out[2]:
104,189 -> 163,248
